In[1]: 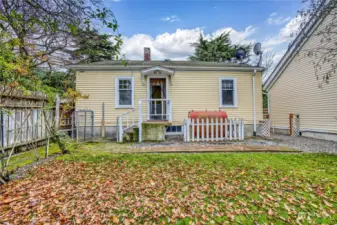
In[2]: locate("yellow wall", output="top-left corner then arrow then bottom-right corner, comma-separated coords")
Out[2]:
269,14 -> 337,133
76,70 -> 263,126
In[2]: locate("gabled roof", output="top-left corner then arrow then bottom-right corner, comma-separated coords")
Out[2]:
264,0 -> 332,91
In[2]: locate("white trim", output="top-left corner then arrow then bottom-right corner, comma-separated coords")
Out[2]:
115,77 -> 134,109
252,70 -> 256,136
147,75 -> 169,120
141,66 -> 175,75
219,77 -> 238,108
165,125 -> 184,135
71,65 -> 264,72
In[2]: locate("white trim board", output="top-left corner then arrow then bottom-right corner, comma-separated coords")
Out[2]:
115,77 -> 134,109
219,77 -> 238,108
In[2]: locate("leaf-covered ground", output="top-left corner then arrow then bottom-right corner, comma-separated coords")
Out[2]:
1,149 -> 337,224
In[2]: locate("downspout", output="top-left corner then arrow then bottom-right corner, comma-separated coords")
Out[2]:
252,69 -> 257,136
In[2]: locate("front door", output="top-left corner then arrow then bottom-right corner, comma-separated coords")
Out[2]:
149,78 -> 167,120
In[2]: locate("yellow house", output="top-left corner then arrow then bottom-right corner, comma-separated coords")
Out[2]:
264,10 -> 337,141
71,60 -> 263,141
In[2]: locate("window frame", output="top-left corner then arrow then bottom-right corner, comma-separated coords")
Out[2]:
165,125 -> 184,135
219,77 -> 238,108
115,77 -> 134,109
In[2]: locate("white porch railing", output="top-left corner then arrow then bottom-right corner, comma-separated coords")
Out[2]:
140,99 -> 172,122
184,118 -> 245,142
116,108 -> 138,142
117,99 -> 172,142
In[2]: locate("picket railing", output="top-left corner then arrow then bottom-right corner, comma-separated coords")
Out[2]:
184,118 -> 244,142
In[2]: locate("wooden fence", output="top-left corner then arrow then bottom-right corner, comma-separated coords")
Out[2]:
183,118 -> 245,142
1,109 -> 53,150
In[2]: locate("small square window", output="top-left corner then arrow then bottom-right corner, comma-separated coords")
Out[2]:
165,126 -> 183,135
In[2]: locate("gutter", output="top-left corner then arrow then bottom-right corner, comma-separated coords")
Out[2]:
252,69 -> 257,136
70,65 -> 264,72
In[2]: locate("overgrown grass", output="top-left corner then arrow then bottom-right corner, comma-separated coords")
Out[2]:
60,147 -> 337,182
6,143 -> 61,171
2,144 -> 337,224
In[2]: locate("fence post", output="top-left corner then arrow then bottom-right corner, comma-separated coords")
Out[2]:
238,119 -> 241,140
191,119 -> 195,142
215,117 -> 219,141
229,119 -> 232,141
183,119 -> 187,142
196,118 -> 200,142
101,103 -> 105,138
119,116 -> 123,143
1,110 -> 4,172
242,119 -> 245,140
91,111 -> 94,140
211,118 -> 214,142
225,119 -> 228,140
138,100 -> 142,142
201,119 -> 205,141
55,94 -> 60,128
220,118 -> 223,141
186,119 -> 191,142
45,138 -> 49,158
71,112 -> 74,139
206,118 -> 209,141
234,119 -> 237,141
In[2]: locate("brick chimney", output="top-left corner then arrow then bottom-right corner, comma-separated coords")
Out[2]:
144,47 -> 151,61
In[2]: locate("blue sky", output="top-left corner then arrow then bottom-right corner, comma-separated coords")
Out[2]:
104,0 -> 304,70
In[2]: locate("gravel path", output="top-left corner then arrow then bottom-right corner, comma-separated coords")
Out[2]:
269,134 -> 337,154
132,135 -> 337,154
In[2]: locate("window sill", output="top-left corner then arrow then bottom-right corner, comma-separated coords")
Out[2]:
219,105 -> 238,108
115,106 -> 134,109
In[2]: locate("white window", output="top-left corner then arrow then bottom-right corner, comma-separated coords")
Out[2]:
219,78 -> 237,107
115,77 -> 134,108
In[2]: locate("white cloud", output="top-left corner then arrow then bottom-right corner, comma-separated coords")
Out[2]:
209,26 -> 256,45
120,26 -> 256,60
266,13 -> 291,25
263,16 -> 303,48
111,0 -> 120,2
161,15 -> 180,23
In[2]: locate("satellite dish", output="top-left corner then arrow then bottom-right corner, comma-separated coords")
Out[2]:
235,48 -> 247,60
253,43 -> 263,67
254,43 -> 262,55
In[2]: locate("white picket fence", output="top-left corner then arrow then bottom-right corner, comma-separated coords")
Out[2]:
183,118 -> 245,142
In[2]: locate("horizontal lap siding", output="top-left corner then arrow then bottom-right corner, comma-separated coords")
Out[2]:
170,71 -> 262,125
76,71 -> 146,126
76,70 -> 263,126
269,14 -> 337,133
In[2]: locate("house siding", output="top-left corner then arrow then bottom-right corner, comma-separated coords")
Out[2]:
269,14 -> 337,134
76,70 -> 263,126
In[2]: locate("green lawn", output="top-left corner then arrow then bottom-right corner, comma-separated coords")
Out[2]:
1,146 -> 337,224
5,143 -> 61,171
